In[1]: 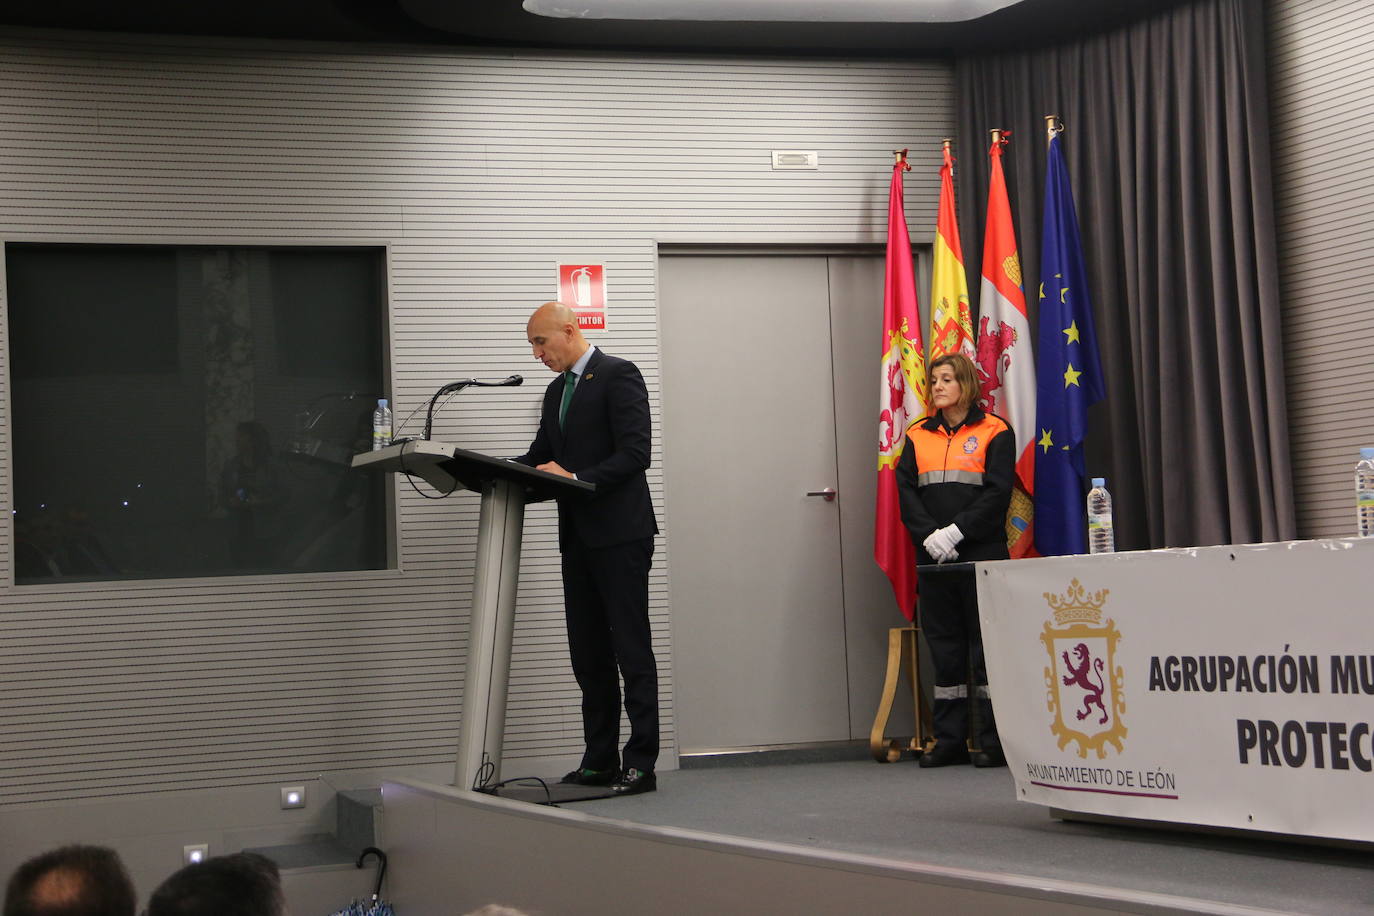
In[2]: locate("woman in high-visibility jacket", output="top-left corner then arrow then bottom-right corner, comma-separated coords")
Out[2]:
895,352 -> 1015,768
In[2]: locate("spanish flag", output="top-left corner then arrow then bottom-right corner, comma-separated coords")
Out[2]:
875,154 -> 927,620
929,143 -> 975,360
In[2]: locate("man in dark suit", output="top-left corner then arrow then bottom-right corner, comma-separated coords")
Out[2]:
516,301 -> 659,796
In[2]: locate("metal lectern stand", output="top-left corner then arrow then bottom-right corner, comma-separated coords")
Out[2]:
352,440 -> 594,790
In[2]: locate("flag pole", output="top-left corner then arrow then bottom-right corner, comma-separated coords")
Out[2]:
991,128 -> 1002,145
893,148 -> 910,169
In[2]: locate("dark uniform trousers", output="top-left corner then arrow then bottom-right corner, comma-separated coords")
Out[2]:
561,535 -> 658,773
919,568 -> 999,752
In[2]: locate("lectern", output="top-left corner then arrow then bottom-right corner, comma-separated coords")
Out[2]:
352,440 -> 594,789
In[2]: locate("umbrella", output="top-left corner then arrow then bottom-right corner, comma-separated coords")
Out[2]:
329,846 -> 394,916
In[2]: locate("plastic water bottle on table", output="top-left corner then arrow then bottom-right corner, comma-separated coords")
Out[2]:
372,398 -> 392,451
1087,476 -> 1114,554
1357,448 -> 1374,537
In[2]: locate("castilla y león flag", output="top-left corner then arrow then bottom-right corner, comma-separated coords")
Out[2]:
975,132 -> 1037,557
875,154 -> 928,620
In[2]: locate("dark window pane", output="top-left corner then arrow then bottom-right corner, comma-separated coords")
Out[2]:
271,249 -> 384,379
7,245 -> 179,378
6,243 -> 390,584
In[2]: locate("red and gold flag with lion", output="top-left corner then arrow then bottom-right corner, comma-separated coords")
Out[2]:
876,155 -> 928,619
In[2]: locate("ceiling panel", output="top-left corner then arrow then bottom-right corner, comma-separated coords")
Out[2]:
0,0 -> 1193,55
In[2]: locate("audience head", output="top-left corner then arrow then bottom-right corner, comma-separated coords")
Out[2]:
3,844 -> 136,916
146,853 -> 285,916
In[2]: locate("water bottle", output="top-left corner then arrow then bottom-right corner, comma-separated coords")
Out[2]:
1357,448 -> 1374,537
1087,477 -> 1114,554
371,398 -> 392,451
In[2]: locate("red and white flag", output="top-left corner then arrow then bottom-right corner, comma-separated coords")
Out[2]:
975,132 -> 1036,557
875,153 -> 928,620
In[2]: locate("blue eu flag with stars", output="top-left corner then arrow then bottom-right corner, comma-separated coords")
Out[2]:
1033,133 -> 1105,555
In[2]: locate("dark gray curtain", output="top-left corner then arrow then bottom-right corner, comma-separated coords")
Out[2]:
954,0 -> 1294,551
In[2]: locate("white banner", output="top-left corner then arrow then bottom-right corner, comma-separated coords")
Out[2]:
979,538 -> 1374,842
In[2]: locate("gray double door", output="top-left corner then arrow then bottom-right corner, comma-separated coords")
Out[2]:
659,253 -> 917,753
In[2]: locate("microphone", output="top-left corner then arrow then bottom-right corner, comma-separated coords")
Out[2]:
436,375 -> 522,395
436,379 -> 477,396
464,375 -> 524,388
424,375 -> 525,439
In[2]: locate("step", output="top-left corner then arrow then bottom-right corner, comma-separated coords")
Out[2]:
244,833 -> 355,869
337,787 -> 383,854
680,739 -> 870,769
242,786 -> 381,870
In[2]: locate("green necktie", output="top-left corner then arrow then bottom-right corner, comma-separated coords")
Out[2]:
559,370 -> 576,427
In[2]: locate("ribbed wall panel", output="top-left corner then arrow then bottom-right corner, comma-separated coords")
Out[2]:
0,28 -> 952,804
1268,0 -> 1374,538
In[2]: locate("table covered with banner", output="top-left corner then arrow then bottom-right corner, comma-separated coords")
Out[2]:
978,537 -> 1374,843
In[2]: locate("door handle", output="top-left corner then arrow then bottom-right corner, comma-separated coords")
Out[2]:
806,487 -> 837,502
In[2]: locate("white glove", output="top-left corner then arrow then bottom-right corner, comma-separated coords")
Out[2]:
923,530 -> 955,563
924,524 -> 965,563
939,523 -> 964,550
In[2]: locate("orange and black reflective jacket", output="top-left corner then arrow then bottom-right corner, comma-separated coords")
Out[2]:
895,405 -> 1015,563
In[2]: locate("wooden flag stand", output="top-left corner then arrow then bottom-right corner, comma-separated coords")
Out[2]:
868,625 -> 934,762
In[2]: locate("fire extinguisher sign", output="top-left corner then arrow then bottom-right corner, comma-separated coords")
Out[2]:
557,263 -> 607,331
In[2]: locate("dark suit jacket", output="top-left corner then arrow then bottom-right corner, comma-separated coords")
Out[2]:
517,348 -> 658,550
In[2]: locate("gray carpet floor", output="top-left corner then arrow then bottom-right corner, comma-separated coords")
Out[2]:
566,759 -> 1374,914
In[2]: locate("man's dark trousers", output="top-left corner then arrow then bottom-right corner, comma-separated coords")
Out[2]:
562,535 -> 657,773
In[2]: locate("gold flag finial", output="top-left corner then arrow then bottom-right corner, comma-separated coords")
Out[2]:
1045,115 -> 1064,144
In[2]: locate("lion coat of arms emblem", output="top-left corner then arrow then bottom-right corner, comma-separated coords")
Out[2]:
1041,578 -> 1127,759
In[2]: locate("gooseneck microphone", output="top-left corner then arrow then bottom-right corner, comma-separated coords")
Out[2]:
424,375 -> 525,439
470,374 -> 522,388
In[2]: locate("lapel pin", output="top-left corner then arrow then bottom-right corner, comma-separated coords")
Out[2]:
585,373 -> 594,381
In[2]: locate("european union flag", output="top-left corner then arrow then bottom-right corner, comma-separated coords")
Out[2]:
1033,133 -> 1104,555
